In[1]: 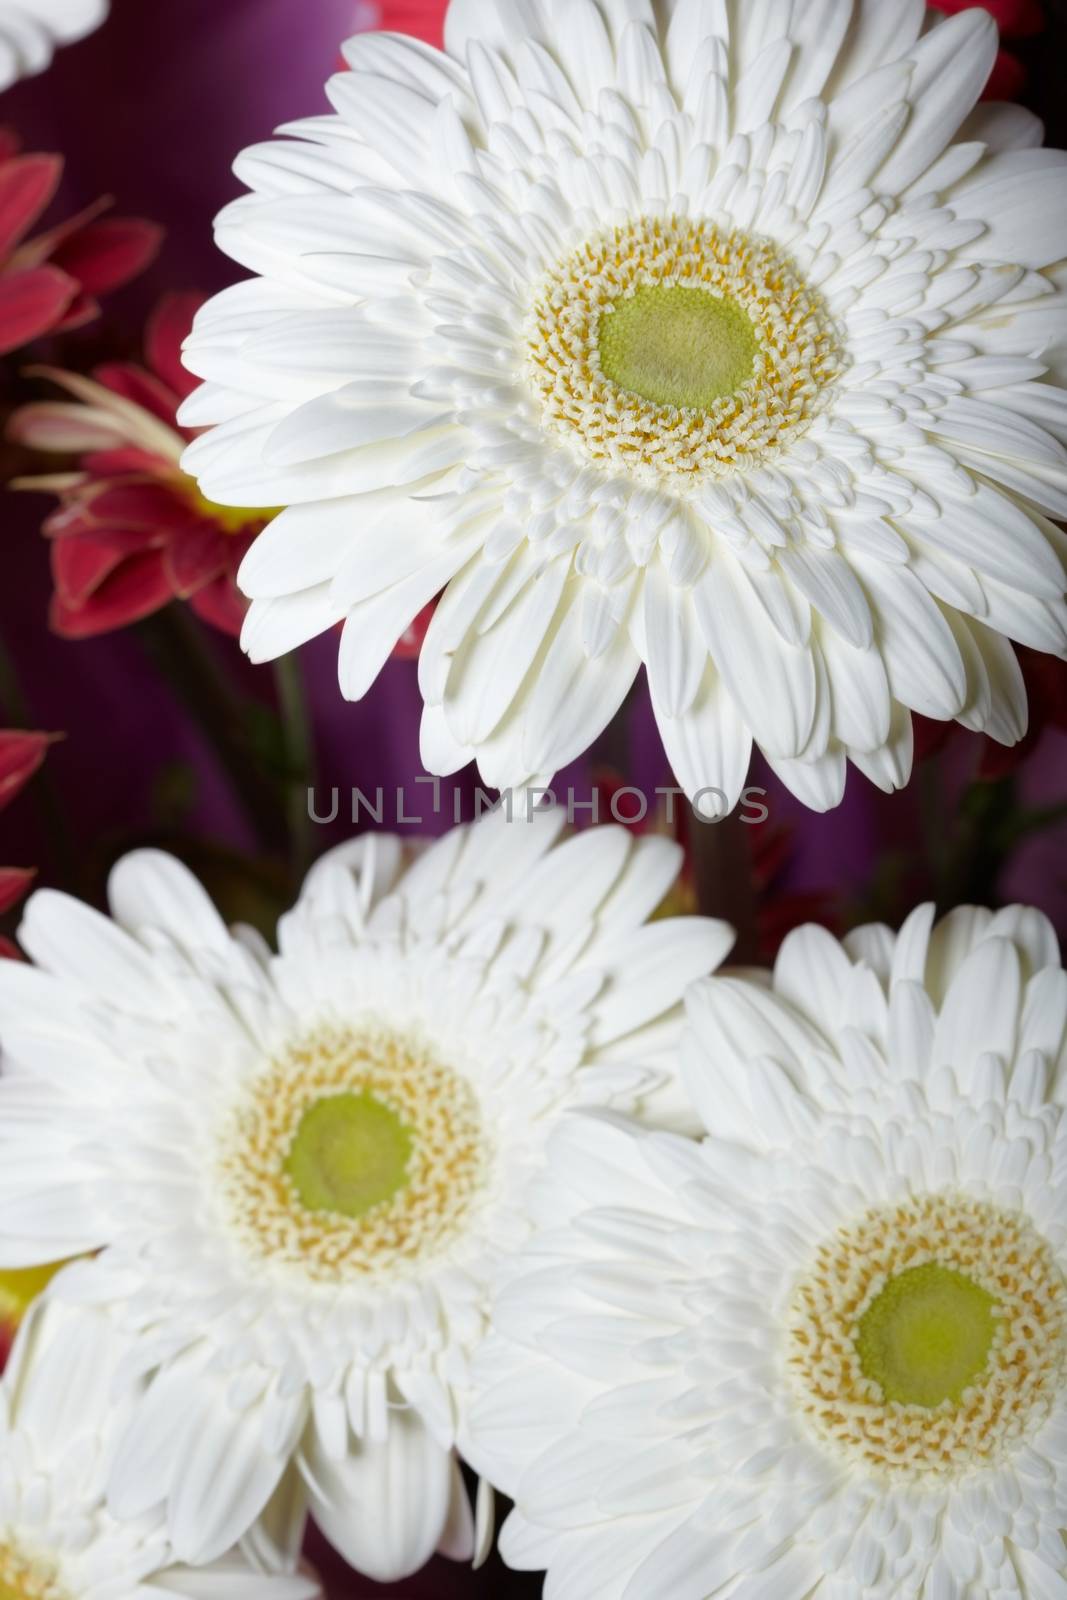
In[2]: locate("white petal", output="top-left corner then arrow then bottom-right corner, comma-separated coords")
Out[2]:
852,560 -> 967,719
877,11 -> 998,196
301,1410 -> 454,1583
694,557 -> 817,759
651,661 -> 753,818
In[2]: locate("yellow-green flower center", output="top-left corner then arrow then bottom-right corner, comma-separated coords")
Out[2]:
216,1025 -> 489,1284
786,1194 -> 1067,1478
598,286 -> 759,410
856,1263 -> 997,1408
285,1091 -> 413,1219
0,1262 -> 70,1331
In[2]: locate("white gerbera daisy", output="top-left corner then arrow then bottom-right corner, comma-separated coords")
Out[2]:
0,1298 -> 321,1600
0,1 -> 107,91
0,812 -> 729,1581
468,902 -> 1067,1599
179,0 -> 1067,815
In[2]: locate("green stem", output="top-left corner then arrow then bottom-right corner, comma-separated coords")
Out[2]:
139,606 -> 289,856
997,800 -> 1067,847
689,801 -> 760,964
273,652 -> 317,879
0,630 -> 30,727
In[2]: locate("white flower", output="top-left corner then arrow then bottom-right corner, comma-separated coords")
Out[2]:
0,1298 -> 321,1600
180,0 -> 1067,816
0,811 -> 729,1581
468,902 -> 1067,1599
0,1 -> 107,91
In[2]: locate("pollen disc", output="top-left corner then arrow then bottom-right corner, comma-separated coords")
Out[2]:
786,1194 -> 1067,1478
214,1024 -> 491,1285
526,215 -> 845,487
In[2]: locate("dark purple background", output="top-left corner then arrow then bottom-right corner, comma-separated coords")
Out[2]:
0,0 -> 1065,1592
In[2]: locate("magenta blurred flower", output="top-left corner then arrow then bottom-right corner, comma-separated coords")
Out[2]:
362,0 -> 443,45
10,292 -> 279,639
0,128 -> 159,356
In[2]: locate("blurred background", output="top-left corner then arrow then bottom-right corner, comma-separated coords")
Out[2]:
0,0 -> 1065,1591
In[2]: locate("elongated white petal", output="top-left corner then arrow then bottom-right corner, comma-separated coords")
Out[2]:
301,1412 -> 453,1582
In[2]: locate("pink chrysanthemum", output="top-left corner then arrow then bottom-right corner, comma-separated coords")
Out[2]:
0,129 -> 159,356
10,294 -> 278,638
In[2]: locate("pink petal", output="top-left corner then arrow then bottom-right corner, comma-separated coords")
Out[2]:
51,290 -> 101,332
0,868 -> 35,917
0,266 -> 78,355
0,730 -> 55,811
51,216 -> 162,296
56,479 -> 195,533
51,549 -> 173,637
8,400 -> 124,453
93,359 -> 179,427
52,526 -> 160,605
189,573 -> 247,637
163,521 -> 227,597
8,194 -> 109,272
377,0 -> 444,45
82,447 -> 176,477
0,936 -> 22,962
0,153 -> 62,259
146,292 -> 205,399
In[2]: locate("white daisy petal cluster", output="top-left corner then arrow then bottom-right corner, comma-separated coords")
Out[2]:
0,812 -> 729,1581
0,0 -> 108,91
0,1298 -> 321,1600
180,0 -> 1067,813
468,902 -> 1067,1600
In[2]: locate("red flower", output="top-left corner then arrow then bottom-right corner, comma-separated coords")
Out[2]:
356,1 -> 444,45
9,294 -> 279,639
0,729 -> 56,943
393,600 -> 436,661
932,0 -> 1046,100
0,129 -> 160,357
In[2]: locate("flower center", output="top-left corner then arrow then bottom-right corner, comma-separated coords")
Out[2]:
0,1540 -> 68,1600
285,1091 -> 413,1218
857,1262 -> 997,1408
598,285 -> 759,410
215,1025 -> 489,1284
526,215 -> 844,488
786,1195 -> 1067,1479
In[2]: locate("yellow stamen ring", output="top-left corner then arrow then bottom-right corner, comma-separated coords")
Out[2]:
0,1541 -> 68,1600
525,216 -> 844,486
786,1195 -> 1067,1478
215,1025 -> 489,1284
